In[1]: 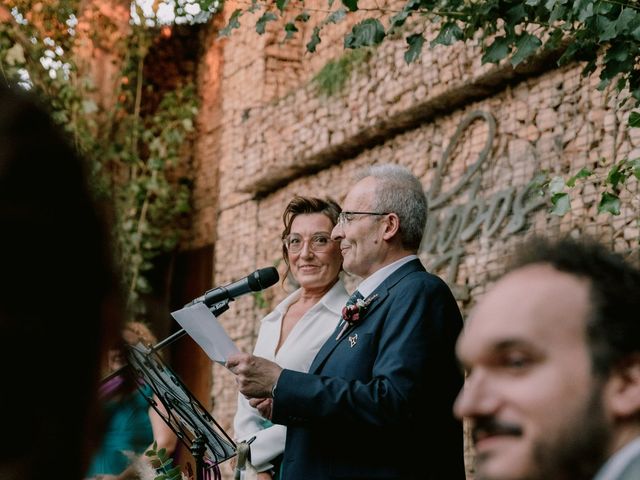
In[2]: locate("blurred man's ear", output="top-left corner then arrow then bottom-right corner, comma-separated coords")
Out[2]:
605,354 -> 640,419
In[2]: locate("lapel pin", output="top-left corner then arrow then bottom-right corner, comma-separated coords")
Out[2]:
348,333 -> 358,348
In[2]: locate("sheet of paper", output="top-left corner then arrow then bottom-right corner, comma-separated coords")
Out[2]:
171,303 -> 239,365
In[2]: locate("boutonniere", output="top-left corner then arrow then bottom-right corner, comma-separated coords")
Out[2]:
336,294 -> 378,340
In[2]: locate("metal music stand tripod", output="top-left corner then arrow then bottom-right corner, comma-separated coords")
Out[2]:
125,343 -> 236,480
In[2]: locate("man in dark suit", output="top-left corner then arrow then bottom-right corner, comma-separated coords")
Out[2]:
454,237 -> 640,480
228,164 -> 465,479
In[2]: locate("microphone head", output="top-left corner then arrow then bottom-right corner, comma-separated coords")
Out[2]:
248,266 -> 279,291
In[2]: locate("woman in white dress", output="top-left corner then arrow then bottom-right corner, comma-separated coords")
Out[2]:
233,196 -> 348,479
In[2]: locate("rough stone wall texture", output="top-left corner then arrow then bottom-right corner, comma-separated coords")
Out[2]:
192,7 -> 639,479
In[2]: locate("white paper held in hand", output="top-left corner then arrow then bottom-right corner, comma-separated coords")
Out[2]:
171,303 -> 240,365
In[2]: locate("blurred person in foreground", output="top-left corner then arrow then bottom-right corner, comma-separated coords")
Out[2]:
232,195 -> 348,479
228,164 -> 465,479
0,84 -> 121,479
455,237 -> 640,480
86,321 -> 177,480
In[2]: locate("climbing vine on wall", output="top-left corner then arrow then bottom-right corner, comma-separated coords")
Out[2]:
0,1 -> 202,316
222,0 -> 640,221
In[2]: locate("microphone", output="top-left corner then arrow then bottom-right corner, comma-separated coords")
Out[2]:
188,267 -> 279,308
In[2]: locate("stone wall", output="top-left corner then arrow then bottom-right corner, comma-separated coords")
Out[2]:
192,8 -> 639,478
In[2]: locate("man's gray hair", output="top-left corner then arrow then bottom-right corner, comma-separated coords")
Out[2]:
357,164 -> 427,251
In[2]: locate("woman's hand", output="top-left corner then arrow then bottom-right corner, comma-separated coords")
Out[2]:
257,472 -> 273,480
249,397 -> 273,420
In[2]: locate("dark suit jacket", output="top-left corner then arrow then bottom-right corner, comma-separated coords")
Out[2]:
271,259 -> 465,479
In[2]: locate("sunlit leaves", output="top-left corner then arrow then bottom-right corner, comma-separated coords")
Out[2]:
566,167 -> 593,187
598,192 -> 621,215
344,18 -> 385,49
431,22 -> 463,47
284,22 -> 299,40
550,193 -> 570,216
276,0 -> 289,14
255,12 -> 277,35
482,36 -> 510,63
219,9 -> 242,37
342,0 -> 358,12
511,33 -> 542,66
404,33 -> 424,64
307,26 -> 322,53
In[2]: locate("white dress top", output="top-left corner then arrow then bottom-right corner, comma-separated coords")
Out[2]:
233,278 -> 348,471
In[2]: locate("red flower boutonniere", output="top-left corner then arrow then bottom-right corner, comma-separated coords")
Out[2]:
336,294 -> 378,340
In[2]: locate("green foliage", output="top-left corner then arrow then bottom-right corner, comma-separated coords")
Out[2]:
533,158 -> 638,220
344,19 -> 385,49
216,0 -> 640,221
312,47 -> 372,96
146,441 -> 183,480
1,2 -> 199,317
218,0 -> 640,104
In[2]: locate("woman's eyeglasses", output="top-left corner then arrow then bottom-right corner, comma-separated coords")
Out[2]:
283,233 -> 335,253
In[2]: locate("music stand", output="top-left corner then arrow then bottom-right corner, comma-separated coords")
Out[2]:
125,343 -> 236,480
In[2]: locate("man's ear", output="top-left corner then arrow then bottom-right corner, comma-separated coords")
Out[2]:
381,213 -> 400,240
605,355 -> 640,418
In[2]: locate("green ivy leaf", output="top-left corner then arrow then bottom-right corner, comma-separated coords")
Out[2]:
607,162 -> 628,188
341,0 -> 358,12
629,111 -> 640,127
256,12 -> 278,35
549,4 -> 566,24
219,9 -> 242,37
276,0 -> 289,13
615,7 -> 637,34
389,0 -> 420,29
295,11 -> 311,22
505,4 -> 527,24
344,18 -> 385,49
307,26 -> 322,52
511,33 -> 542,67
598,192 -> 621,215
284,22 -> 299,39
404,33 -> 424,64
549,176 -> 566,194
630,158 -> 640,179
596,15 -> 617,42
247,0 -> 261,13
482,36 -> 511,64
576,0 -> 594,22
327,8 -> 347,24
550,193 -> 570,216
566,167 -> 592,187
431,22 -> 463,47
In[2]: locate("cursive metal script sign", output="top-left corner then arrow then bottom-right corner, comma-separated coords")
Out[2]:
420,110 -> 546,300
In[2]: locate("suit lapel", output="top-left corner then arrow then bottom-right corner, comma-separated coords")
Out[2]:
309,259 -> 425,373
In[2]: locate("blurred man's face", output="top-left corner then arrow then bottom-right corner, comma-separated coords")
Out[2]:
454,264 -> 611,480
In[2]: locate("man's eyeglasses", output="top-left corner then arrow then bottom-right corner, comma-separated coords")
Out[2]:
283,233 -> 336,253
337,211 -> 389,226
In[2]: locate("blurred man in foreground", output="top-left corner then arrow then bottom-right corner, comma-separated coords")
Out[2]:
455,237 -> 640,480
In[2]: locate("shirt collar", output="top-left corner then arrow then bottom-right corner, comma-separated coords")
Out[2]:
272,278 -> 346,317
593,436 -> 640,480
357,254 -> 418,299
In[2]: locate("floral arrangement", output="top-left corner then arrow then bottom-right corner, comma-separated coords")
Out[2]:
337,294 -> 378,340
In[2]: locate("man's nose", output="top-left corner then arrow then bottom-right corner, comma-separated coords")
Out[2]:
331,223 -> 344,241
453,370 -> 499,419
